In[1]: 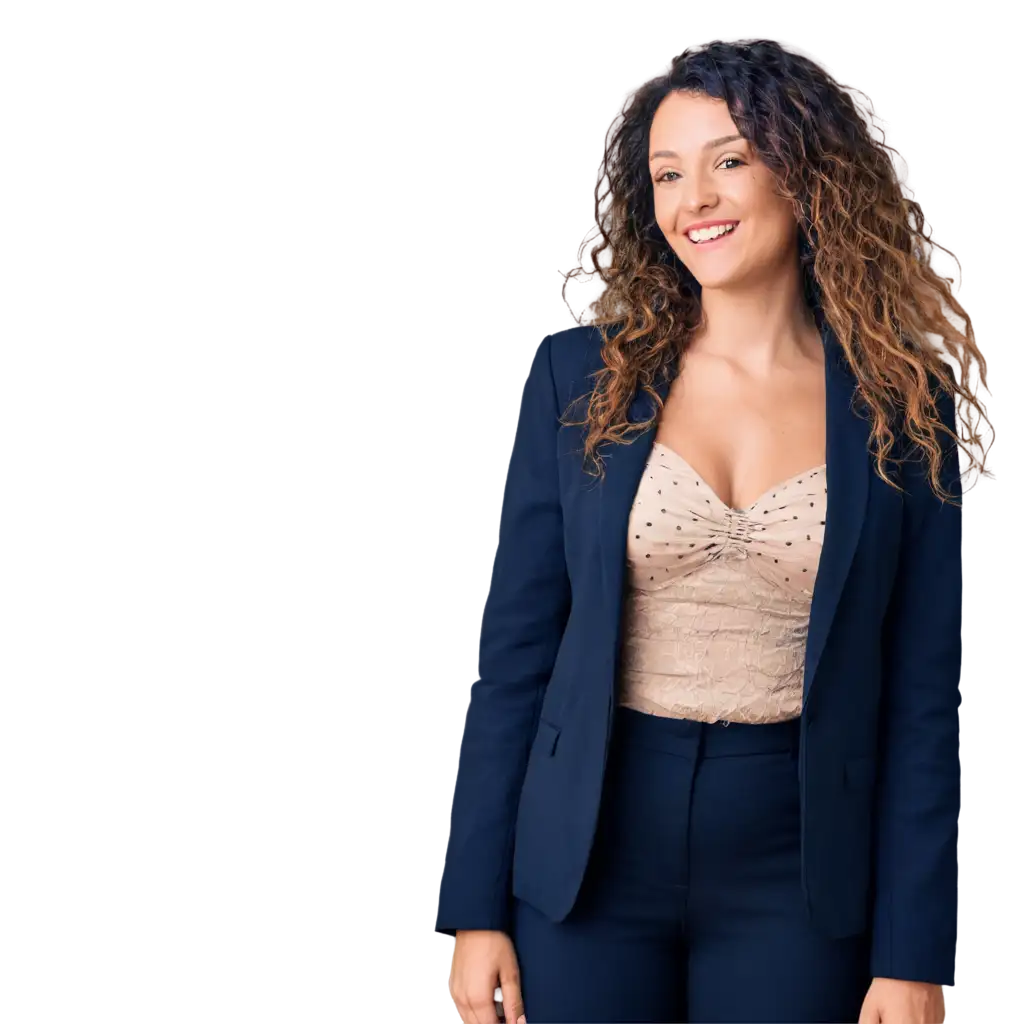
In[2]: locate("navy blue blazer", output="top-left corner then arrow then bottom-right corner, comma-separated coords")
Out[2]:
435,316 -> 962,987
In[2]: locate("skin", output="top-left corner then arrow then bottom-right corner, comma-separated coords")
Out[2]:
448,929 -> 524,1024
445,89 -> 945,1024
649,89 -> 829,512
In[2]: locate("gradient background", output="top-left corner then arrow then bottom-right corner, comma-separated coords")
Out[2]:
0,4 -> 1008,1021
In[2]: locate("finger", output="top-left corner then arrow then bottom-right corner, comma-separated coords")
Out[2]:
856,992 -> 880,1024
467,987 -> 501,1024
451,990 -> 474,1024
456,999 -> 483,1024
499,978 -> 524,1019
502,996 -> 525,1024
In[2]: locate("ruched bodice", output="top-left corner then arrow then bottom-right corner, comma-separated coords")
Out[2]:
616,442 -> 827,724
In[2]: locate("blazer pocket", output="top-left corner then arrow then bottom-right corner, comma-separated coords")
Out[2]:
843,753 -> 876,791
535,717 -> 561,757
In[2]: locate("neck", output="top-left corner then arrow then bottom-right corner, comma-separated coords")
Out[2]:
689,269 -> 820,375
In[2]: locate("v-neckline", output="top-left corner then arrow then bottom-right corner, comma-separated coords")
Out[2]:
651,441 -> 827,514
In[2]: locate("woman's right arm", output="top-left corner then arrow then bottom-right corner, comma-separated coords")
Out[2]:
435,332 -> 572,940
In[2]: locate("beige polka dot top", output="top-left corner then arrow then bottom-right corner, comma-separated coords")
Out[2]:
617,441 -> 828,725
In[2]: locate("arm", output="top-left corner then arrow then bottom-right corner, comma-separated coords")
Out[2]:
869,366 -> 962,985
435,333 -> 572,937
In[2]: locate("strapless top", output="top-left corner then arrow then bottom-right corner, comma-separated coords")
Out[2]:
616,441 -> 827,724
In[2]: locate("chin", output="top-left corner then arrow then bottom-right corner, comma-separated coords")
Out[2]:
689,269 -> 741,290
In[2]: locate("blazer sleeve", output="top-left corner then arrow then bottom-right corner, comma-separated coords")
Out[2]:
435,333 -> 572,938
869,365 -> 963,986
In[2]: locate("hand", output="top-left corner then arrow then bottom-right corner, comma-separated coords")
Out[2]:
448,929 -> 527,1024
858,976 -> 945,1022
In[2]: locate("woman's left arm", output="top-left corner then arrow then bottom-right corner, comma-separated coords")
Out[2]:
869,365 -> 962,989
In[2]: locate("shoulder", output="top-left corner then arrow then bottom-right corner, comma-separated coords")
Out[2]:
894,360 -> 962,509
546,323 -> 603,374
544,324 -> 605,411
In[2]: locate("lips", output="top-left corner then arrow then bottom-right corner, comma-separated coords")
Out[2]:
687,222 -> 739,245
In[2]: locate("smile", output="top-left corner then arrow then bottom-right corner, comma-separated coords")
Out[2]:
684,223 -> 741,244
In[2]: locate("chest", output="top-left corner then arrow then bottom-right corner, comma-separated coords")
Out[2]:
656,352 -> 827,512
626,443 -> 828,595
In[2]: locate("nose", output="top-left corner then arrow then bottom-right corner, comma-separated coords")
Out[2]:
678,179 -> 719,221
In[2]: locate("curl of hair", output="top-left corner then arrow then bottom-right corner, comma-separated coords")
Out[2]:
559,38 -> 993,504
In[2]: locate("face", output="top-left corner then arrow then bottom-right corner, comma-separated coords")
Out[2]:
648,91 -> 800,290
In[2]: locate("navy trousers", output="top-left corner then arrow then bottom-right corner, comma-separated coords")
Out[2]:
510,704 -> 872,1023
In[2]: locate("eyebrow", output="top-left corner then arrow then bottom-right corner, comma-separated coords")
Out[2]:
649,133 -> 746,162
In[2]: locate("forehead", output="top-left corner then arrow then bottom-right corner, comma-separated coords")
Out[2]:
649,92 -> 744,154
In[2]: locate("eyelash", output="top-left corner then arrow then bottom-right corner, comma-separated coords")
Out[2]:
655,157 -> 744,183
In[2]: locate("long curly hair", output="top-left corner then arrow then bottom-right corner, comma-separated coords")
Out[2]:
559,39 -> 992,504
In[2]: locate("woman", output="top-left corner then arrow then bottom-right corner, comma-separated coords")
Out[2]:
435,39 -> 991,1024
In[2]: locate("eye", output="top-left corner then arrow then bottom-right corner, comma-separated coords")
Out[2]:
719,156 -> 744,170
654,157 -> 745,184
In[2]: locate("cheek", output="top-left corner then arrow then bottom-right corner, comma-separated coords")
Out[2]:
652,209 -> 687,256
749,211 -> 799,252
749,189 -> 799,234
653,195 -> 690,237
652,196 -> 675,233
765,205 -> 794,249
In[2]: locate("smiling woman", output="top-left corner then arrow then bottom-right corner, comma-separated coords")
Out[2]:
646,95 -> 823,297
437,36 -> 992,1024
562,57 -> 991,492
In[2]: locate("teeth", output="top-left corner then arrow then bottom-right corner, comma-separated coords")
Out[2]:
688,223 -> 737,243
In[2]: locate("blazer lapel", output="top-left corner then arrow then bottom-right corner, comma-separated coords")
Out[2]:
596,317 -> 871,712
804,325 -> 871,706
598,362 -> 675,704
